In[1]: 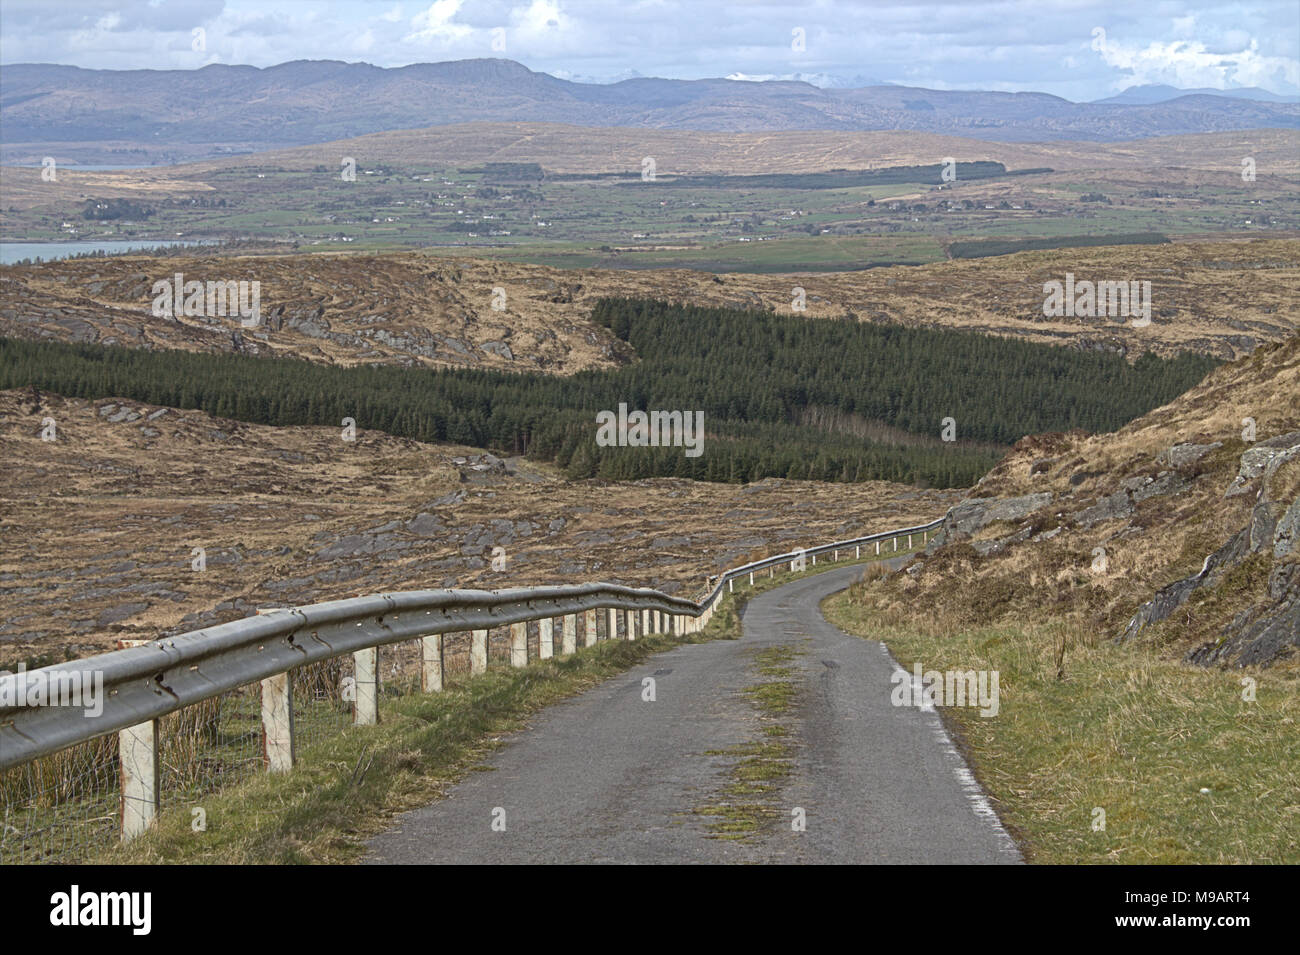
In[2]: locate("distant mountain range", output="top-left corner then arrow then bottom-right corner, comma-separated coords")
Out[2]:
2,58 -> 1297,164
1094,84 -> 1300,105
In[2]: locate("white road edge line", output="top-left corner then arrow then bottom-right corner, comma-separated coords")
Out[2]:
878,643 -> 1023,861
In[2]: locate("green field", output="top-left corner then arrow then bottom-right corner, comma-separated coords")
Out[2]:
7,158 -> 1294,270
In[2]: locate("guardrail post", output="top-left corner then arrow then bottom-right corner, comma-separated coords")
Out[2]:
812,553 -> 817,565
562,615 -> 577,655
834,549 -> 838,561
422,634 -> 444,692
261,672 -> 295,772
619,609 -> 630,640
749,572 -> 754,586
876,541 -> 880,555
608,608 -> 618,642
471,629 -> 488,674
893,536 -> 898,552
584,610 -> 598,647
510,622 -> 528,668
908,534 -> 913,548
119,720 -> 159,842
728,579 -> 733,593
540,619 -> 555,659
641,609 -> 651,636
353,647 -> 379,725
856,545 -> 860,558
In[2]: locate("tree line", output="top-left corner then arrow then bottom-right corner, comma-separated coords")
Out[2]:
0,297 -> 1217,488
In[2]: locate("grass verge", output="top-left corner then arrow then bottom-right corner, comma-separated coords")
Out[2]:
822,589 -> 1300,864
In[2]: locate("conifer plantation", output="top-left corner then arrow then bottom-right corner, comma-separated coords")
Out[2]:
0,298 -> 1217,488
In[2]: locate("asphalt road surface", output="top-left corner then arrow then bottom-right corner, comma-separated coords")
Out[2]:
365,562 -> 1021,864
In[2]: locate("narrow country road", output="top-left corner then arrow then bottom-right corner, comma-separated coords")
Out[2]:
364,563 -> 1021,864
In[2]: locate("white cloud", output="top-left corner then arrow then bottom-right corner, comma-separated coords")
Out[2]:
509,0 -> 578,52
1096,35 -> 1300,90
405,0 -> 472,44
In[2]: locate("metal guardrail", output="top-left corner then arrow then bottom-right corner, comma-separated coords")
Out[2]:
699,518 -> 944,606
0,516 -> 943,846
0,584 -> 700,771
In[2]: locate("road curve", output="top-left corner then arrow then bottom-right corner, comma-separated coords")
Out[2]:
365,563 -> 1021,864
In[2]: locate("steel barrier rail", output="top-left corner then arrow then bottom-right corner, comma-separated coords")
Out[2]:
0,583 -> 701,771
697,518 -> 944,605
1,521 -> 944,773
0,510 -> 944,846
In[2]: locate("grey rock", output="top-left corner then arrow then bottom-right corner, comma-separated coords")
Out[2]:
428,490 -> 466,508
1075,490 -> 1133,527
1274,497 -> 1300,559
1156,442 -> 1221,469
96,601 -> 149,626
1225,431 -> 1300,497
1185,563 -> 1300,667
1119,528 -> 1251,643
406,512 -> 442,537
1131,471 -> 1189,503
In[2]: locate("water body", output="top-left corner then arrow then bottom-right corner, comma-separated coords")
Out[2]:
0,240 -> 219,265
1,164 -> 163,171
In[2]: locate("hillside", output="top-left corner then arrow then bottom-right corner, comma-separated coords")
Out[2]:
849,335 -> 1300,666
3,60 -> 1298,166
160,124 -> 1300,178
1,240 -> 1295,367
0,387 -> 957,667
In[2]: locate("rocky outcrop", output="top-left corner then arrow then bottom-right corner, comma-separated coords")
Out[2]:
1156,442 -> 1221,468
925,492 -> 1051,550
1120,433 -> 1300,666
1225,430 -> 1300,496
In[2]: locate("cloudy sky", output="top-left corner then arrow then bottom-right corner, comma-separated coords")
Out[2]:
1,0 -> 1297,101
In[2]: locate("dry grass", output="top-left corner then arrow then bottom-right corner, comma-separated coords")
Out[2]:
0,388 -> 958,665
877,336 -> 1299,657
823,597 -> 1300,863
2,239 -> 1296,369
